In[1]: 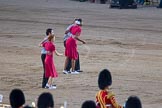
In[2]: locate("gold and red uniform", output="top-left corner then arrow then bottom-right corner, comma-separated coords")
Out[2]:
96,90 -> 123,108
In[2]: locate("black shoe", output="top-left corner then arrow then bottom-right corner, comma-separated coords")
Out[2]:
45,85 -> 49,89
42,85 -> 46,88
76,70 -> 83,72
52,84 -> 56,86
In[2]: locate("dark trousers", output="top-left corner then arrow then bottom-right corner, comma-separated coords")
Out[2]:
64,41 -> 80,71
159,0 -> 162,7
41,54 -> 48,88
100,0 -> 106,4
119,0 -> 128,8
119,0 -> 134,8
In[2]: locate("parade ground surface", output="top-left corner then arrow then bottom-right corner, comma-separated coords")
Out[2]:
0,0 -> 162,108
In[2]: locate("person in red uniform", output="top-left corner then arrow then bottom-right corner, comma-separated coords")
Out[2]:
96,69 -> 123,108
64,20 -> 86,74
41,29 -> 62,89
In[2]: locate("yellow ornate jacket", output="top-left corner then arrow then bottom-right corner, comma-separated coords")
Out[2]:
96,90 -> 123,108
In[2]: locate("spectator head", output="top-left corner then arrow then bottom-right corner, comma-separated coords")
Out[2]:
125,96 -> 142,108
46,28 -> 54,36
9,89 -> 25,108
98,69 -> 112,90
81,100 -> 96,108
37,92 -> 54,108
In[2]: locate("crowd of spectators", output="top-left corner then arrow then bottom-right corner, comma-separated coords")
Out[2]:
0,68 -> 143,108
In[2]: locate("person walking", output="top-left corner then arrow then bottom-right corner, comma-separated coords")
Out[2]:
40,28 -> 62,89
39,29 -> 52,88
63,18 -> 83,74
64,19 -> 86,74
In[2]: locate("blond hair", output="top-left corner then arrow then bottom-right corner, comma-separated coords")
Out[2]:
48,35 -> 54,41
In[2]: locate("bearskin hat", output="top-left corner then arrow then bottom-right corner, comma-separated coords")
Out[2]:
125,96 -> 142,108
98,69 -> 112,90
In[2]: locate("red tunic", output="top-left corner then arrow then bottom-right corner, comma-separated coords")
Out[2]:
96,90 -> 123,108
43,41 -> 58,78
65,25 -> 81,60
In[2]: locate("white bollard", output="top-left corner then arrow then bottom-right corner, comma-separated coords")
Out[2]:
64,101 -> 67,108
0,94 -> 3,103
